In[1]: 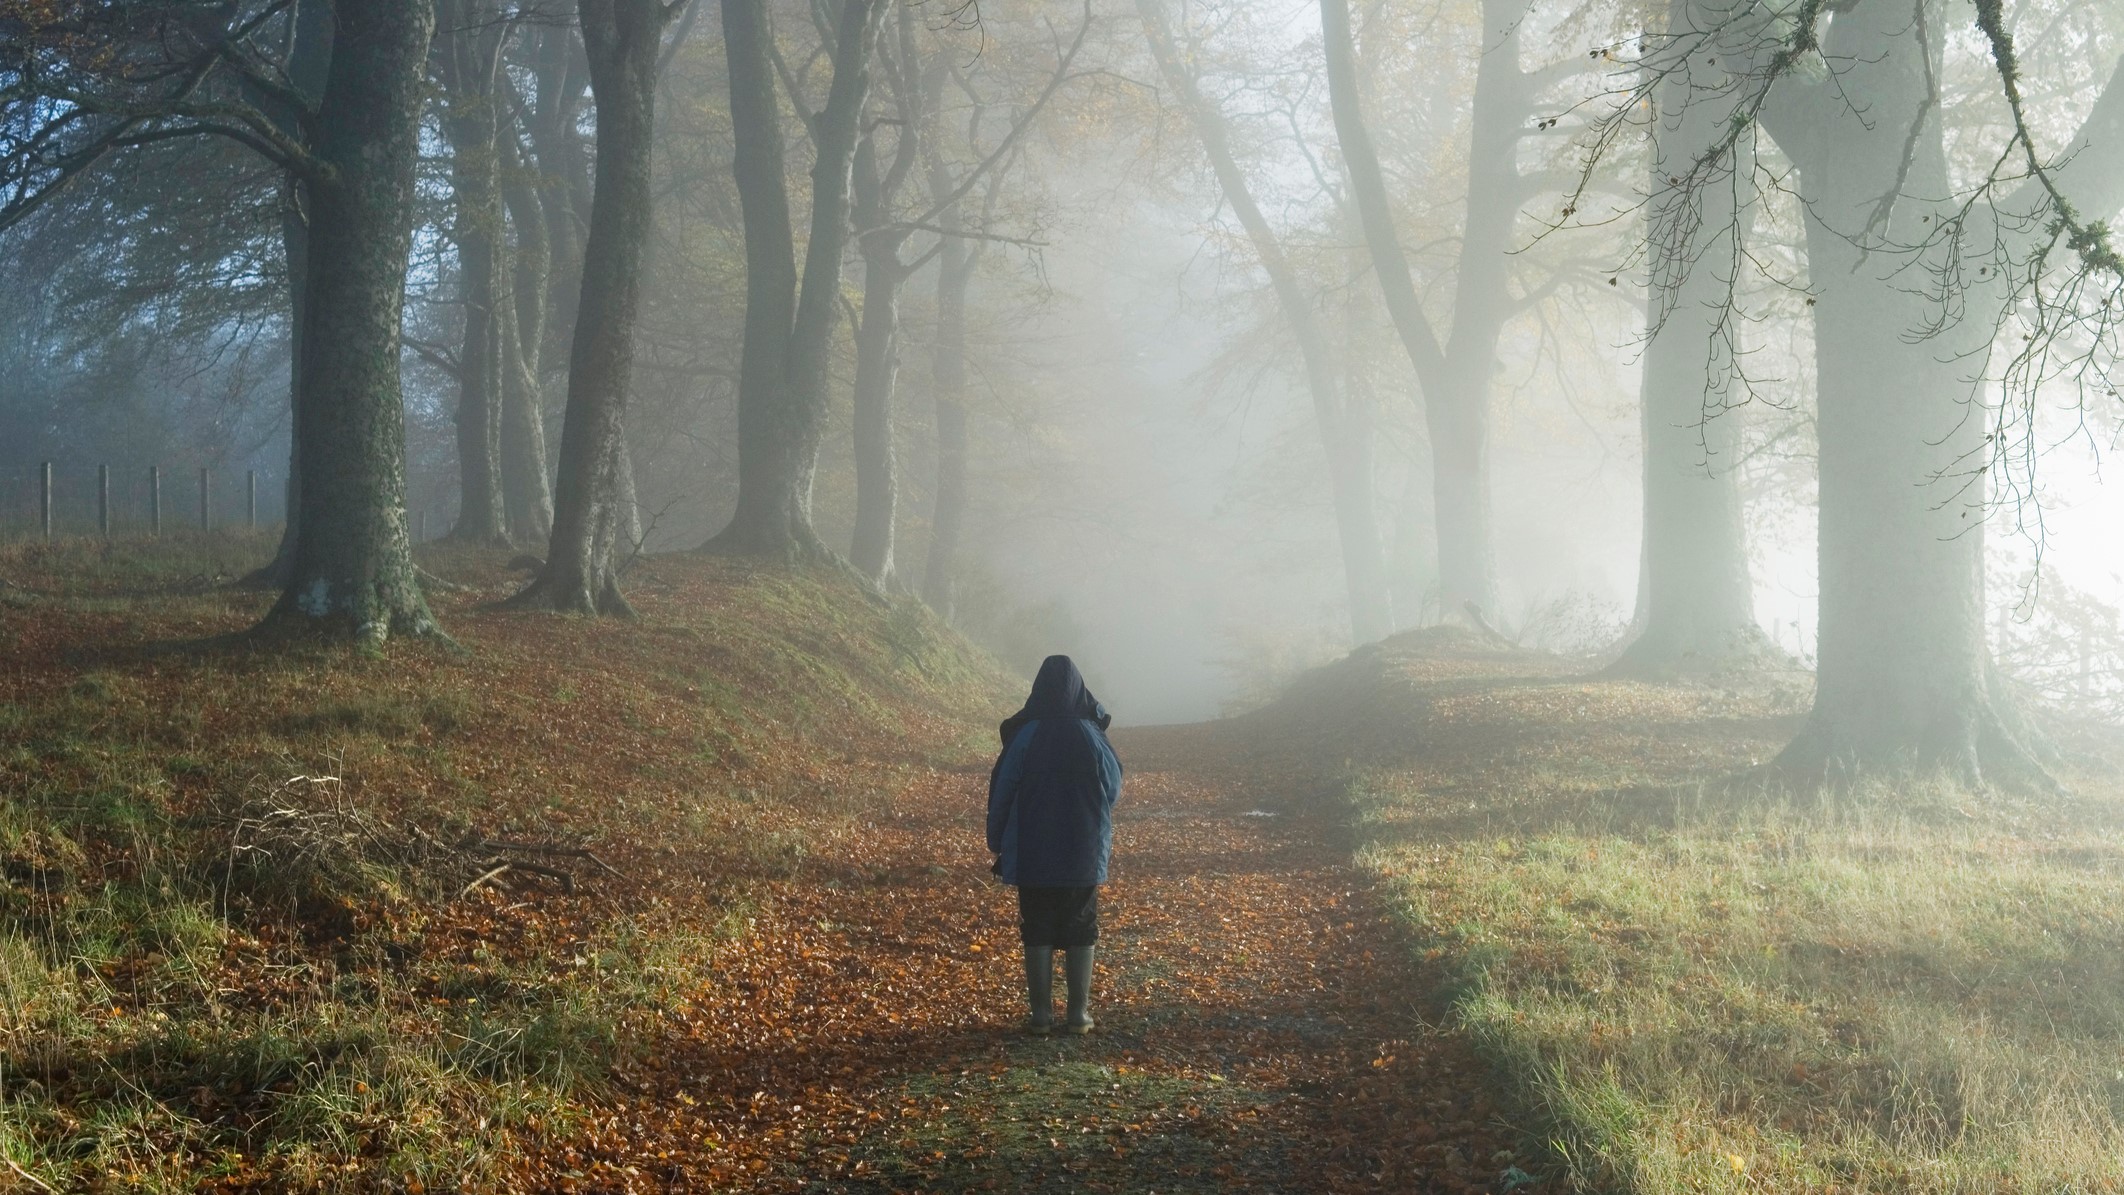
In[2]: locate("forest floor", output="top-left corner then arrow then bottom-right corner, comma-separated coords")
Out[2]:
0,536 -> 1527,1194
6,536 -> 2124,1193
517,721 -> 1526,1193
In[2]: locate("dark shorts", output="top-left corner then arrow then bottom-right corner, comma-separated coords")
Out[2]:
1017,885 -> 1098,948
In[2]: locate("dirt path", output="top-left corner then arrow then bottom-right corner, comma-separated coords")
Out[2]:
533,723 -> 1525,1193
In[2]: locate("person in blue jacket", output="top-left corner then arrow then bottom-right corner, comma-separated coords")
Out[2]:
987,655 -> 1124,1035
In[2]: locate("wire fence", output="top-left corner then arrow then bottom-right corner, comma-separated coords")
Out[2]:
0,462 -> 281,542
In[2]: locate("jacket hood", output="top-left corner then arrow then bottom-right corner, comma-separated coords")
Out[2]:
999,655 -> 1110,745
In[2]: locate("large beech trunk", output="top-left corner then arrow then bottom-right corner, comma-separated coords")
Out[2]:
708,0 -> 885,560
1608,0 -> 1768,675
510,0 -> 669,615
1141,0 -> 1393,643
256,0 -> 439,643
1760,0 -> 2036,783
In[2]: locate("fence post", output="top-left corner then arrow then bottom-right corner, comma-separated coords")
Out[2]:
247,470 -> 257,529
97,464 -> 109,538
149,466 -> 161,537
198,467 -> 210,532
417,509 -> 428,543
39,461 -> 51,540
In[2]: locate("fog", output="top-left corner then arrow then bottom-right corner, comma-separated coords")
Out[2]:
6,0 -> 2124,734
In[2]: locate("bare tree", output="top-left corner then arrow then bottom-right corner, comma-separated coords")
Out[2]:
705,0 -> 887,561
509,0 -> 676,614
1139,0 -> 1395,644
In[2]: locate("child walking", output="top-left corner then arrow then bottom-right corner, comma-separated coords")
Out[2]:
986,655 -> 1124,1035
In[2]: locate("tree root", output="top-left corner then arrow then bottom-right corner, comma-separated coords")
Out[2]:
1767,699 -> 2063,796
1597,623 -> 1791,682
501,566 -> 636,618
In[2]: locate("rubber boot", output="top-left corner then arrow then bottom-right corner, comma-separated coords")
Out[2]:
1023,945 -> 1055,1034
1063,945 -> 1096,1034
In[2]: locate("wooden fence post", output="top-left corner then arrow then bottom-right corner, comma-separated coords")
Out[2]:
39,461 -> 51,540
97,464 -> 109,538
198,467 -> 210,532
149,466 -> 161,537
247,470 -> 257,529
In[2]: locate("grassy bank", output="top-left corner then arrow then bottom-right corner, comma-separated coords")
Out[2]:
0,535 -> 1014,1191
1278,631 -> 2124,1192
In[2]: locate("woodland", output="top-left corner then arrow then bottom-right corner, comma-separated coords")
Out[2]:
2,0 -> 2124,1191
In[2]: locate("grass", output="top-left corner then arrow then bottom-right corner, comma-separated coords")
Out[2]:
1304,629 -> 2124,1193
809,1054 -> 1283,1192
0,535 -> 1019,1190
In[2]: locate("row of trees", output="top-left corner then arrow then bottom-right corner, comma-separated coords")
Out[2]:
1135,0 -> 2124,781
0,0 -> 1079,630
7,0 -> 2124,784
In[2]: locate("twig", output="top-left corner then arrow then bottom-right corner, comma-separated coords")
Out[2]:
6,1158 -> 59,1194
460,864 -> 513,898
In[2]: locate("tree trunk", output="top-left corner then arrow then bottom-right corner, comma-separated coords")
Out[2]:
500,135 -> 556,545
705,0 -> 797,555
527,24 -> 595,380
1322,0 -> 1529,622
848,230 -> 904,584
919,217 -> 973,615
1608,0 -> 1769,676
255,0 -> 440,644
436,0 -> 512,546
242,0 -> 333,591
1761,0 -> 2040,785
510,0 -> 670,616
1141,0 -> 1393,643
849,66 -> 926,587
707,0 -> 886,560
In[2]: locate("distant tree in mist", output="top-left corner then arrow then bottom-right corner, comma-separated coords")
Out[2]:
1575,0 -> 2124,782
1319,0 -> 1601,632
704,0 -> 885,561
1138,0 -> 1397,645
1603,0 -> 1774,678
434,0 -> 519,548
510,0 -> 675,615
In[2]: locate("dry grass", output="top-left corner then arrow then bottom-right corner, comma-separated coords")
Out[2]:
1305,629 -> 2124,1192
0,535 -> 1017,1191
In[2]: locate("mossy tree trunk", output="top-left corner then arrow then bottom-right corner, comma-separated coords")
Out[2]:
256,0 -> 441,644
848,18 -> 926,587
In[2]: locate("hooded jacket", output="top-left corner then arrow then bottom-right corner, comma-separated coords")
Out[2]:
986,656 -> 1124,887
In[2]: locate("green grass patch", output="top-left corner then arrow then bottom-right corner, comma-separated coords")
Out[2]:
1345,683 -> 2124,1192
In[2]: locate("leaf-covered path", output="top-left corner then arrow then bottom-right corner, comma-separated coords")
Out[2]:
529,721 -> 1525,1193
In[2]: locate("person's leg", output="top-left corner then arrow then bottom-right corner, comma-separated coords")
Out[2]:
1062,944 -> 1095,1033
1019,887 -> 1057,1033
1023,944 -> 1056,1033
1062,886 -> 1098,1033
